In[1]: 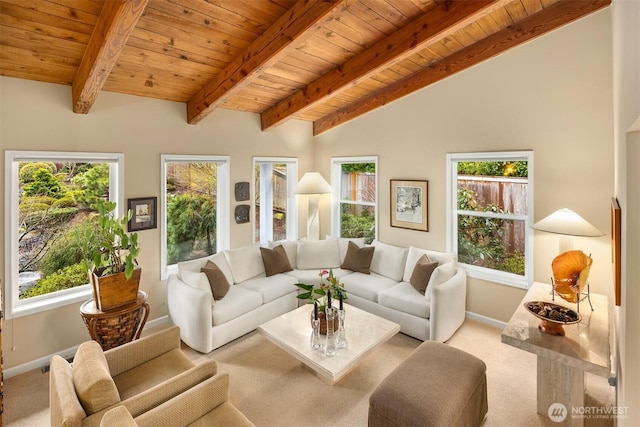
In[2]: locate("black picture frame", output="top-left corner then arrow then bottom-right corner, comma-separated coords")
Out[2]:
128,197 -> 157,231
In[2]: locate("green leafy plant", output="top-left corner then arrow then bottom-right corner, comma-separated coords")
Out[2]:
75,200 -> 140,279
295,269 -> 347,312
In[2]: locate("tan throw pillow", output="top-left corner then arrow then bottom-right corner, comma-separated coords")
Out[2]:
341,241 -> 375,274
72,340 -> 121,415
260,245 -> 294,277
410,254 -> 439,295
201,261 -> 231,300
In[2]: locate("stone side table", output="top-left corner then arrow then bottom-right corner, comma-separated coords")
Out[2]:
501,282 -> 612,426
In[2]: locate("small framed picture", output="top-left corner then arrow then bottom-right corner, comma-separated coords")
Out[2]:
390,180 -> 428,232
128,197 -> 157,231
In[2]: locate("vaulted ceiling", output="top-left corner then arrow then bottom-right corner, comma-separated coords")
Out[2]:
0,0 -> 610,135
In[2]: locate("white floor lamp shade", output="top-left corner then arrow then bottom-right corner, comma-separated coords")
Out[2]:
295,172 -> 332,240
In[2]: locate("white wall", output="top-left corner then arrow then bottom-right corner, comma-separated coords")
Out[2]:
0,78 -> 315,369
612,0 -> 640,423
315,9 -> 614,322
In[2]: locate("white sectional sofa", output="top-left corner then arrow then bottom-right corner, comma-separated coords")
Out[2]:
167,238 -> 466,353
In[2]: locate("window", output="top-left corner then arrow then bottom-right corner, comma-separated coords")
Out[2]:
331,157 -> 378,243
446,151 -> 533,288
160,155 -> 230,279
5,151 -> 124,319
253,158 -> 298,244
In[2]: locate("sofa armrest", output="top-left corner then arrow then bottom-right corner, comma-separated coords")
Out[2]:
135,372 -> 254,426
104,326 -> 182,377
134,372 -> 231,426
167,274 -> 214,353
100,406 -> 137,426
429,269 -> 467,342
83,360 -> 218,427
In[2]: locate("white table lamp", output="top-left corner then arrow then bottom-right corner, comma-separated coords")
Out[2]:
295,172 -> 332,240
532,208 -> 604,252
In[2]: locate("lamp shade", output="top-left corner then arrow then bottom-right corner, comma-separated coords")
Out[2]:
532,208 -> 603,237
294,172 -> 332,195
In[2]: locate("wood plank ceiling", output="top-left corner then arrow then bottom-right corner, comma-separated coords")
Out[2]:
0,0 -> 610,135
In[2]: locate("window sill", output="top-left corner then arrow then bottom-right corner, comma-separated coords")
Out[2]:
459,263 -> 530,289
6,286 -> 92,320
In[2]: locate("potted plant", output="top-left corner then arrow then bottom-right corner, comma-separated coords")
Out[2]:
76,200 -> 141,311
295,269 -> 347,334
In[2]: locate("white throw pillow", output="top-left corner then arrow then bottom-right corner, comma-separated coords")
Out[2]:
426,262 -> 456,300
180,270 -> 215,306
402,246 -> 456,282
268,240 -> 298,269
296,238 -> 341,269
178,252 -> 234,285
369,240 -> 408,281
224,243 -> 265,283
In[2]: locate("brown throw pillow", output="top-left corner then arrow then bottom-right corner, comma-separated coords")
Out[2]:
341,241 -> 375,274
201,261 -> 231,300
260,245 -> 293,277
410,254 -> 438,295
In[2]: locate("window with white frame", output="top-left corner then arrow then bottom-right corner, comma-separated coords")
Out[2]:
160,155 -> 230,279
253,158 -> 298,244
5,151 -> 124,319
331,157 -> 378,243
446,151 -> 533,288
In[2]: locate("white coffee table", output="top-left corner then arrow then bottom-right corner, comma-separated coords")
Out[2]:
258,304 -> 400,385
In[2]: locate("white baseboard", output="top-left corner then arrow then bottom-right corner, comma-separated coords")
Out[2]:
465,311 -> 507,329
4,315 -> 171,379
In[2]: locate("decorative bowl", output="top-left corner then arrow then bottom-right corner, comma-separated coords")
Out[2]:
524,301 -> 582,336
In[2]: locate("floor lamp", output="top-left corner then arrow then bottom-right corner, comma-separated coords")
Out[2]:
295,172 -> 332,240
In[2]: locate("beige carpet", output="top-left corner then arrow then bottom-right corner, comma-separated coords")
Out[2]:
3,319 -> 615,426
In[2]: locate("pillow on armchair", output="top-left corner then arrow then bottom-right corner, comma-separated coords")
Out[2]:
73,340 -> 121,414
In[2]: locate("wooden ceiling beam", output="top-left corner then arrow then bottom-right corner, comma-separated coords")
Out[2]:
72,0 -> 148,114
313,0 -> 611,135
261,0 -> 506,131
186,0 -> 349,125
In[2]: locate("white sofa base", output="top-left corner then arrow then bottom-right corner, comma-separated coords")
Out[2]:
346,293 -> 430,341
168,274 -> 297,353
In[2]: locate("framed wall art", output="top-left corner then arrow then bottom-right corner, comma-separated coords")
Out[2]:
128,197 -> 157,231
390,179 -> 428,232
611,197 -> 621,306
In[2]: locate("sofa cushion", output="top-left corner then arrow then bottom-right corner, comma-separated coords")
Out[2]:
268,240 -> 298,268
341,241 -> 375,274
178,252 -> 234,286
224,243 -> 265,283
236,273 -> 298,303
379,282 -> 431,318
409,254 -> 438,295
201,261 -> 231,300
370,241 -> 408,281
286,268 -> 353,286
296,238 -> 340,269
260,245 -> 293,276
341,272 -> 398,303
402,246 -> 456,282
73,340 -> 121,415
336,237 -> 365,263
180,270 -> 215,306
211,286 -> 263,326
